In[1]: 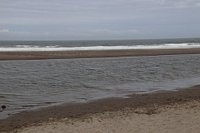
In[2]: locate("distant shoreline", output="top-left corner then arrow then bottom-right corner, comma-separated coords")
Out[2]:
1,48 -> 200,60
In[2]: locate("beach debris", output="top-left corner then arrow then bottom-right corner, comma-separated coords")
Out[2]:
1,105 -> 6,111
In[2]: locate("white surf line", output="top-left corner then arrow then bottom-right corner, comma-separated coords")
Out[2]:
0,43 -> 200,52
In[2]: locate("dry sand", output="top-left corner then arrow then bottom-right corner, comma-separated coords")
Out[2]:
17,100 -> 200,133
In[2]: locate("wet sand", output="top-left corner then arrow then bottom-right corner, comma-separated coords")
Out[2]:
1,48 -> 200,60
1,85 -> 200,132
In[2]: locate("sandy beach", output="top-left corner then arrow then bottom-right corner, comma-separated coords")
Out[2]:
18,100 -> 200,133
1,85 -> 200,132
1,48 -> 200,60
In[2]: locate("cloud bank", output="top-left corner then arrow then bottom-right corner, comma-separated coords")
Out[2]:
0,0 -> 200,40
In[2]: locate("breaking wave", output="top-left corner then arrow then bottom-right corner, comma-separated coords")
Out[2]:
0,43 -> 200,52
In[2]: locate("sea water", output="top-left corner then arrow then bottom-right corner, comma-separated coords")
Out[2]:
0,38 -> 200,119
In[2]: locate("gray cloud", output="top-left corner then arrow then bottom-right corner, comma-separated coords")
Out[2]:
0,0 -> 200,40
0,28 -> 9,33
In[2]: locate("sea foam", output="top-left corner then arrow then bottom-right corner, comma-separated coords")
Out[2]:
0,43 -> 200,52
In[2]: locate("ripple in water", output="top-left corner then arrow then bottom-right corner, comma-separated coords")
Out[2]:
0,54 -> 200,119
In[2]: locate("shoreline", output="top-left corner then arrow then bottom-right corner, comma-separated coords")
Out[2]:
18,100 -> 200,133
1,48 -> 200,60
1,85 -> 200,132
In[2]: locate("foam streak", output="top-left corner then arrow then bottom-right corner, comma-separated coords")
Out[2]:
0,43 -> 200,52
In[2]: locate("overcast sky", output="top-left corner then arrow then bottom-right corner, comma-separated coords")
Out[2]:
0,0 -> 200,40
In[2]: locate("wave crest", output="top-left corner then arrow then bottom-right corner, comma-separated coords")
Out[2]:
0,43 -> 200,52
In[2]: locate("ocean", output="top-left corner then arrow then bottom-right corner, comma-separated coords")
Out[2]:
0,38 -> 200,119
0,38 -> 200,51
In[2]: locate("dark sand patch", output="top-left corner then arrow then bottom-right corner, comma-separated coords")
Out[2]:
1,48 -> 200,60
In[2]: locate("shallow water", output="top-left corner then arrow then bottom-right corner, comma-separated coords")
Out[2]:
1,39 -> 200,119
